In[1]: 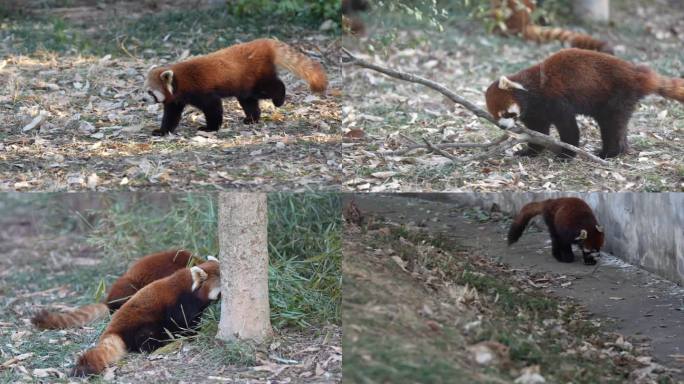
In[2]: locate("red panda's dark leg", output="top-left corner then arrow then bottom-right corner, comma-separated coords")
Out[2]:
196,97 -> 223,132
516,118 -> 550,157
544,213 -> 575,262
238,98 -> 261,124
153,102 -> 185,136
553,115 -> 581,159
260,77 -> 286,107
594,111 -> 632,158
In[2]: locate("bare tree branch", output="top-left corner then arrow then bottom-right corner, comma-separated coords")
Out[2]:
342,48 -> 609,165
392,135 -> 510,156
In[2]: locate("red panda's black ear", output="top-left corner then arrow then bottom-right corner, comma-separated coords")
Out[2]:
160,70 -> 174,94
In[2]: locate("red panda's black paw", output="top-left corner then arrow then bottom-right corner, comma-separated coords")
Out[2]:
514,147 -> 542,157
242,117 -> 260,124
583,256 -> 597,265
198,127 -> 219,132
151,129 -> 169,136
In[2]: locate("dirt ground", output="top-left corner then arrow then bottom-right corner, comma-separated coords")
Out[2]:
344,194 -> 683,383
0,1 -> 342,191
342,0 -> 684,192
0,203 -> 341,383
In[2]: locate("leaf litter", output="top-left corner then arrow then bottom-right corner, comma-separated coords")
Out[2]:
342,0 -> 684,192
0,2 -> 342,191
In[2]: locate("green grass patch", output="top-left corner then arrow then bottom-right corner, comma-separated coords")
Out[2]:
267,193 -> 342,328
1,2 -> 337,57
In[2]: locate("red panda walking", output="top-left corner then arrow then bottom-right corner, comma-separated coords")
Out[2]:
485,48 -> 684,158
508,197 -> 604,265
71,259 -> 221,376
143,38 -> 328,136
491,0 -> 613,54
31,250 -> 197,329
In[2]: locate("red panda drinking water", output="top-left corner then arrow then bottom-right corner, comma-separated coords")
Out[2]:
508,197 -> 604,265
31,250 -> 198,330
71,259 -> 221,376
485,48 -> 684,158
143,38 -> 328,136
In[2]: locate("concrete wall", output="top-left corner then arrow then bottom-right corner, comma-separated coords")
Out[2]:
420,193 -> 684,285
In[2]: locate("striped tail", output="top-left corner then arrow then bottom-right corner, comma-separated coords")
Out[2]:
523,25 -> 613,54
508,201 -> 545,245
71,334 -> 127,377
31,303 -> 109,330
271,40 -> 328,93
657,76 -> 684,103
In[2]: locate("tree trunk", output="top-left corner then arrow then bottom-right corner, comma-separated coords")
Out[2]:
573,0 -> 610,22
216,192 -> 273,343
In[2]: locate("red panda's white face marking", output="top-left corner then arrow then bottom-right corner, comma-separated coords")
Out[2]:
191,261 -> 221,301
498,103 -> 520,128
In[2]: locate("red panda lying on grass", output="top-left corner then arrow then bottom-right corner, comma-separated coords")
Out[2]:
71,258 -> 220,376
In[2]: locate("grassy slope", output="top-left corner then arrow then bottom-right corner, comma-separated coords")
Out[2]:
343,222 -> 673,383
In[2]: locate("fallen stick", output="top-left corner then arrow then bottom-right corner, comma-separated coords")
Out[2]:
342,48 -> 609,165
392,135 -> 510,156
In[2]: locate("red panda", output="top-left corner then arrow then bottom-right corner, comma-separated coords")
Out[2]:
342,0 -> 370,35
143,38 -> 328,136
508,197 -> 604,265
491,0 -> 613,54
71,259 -> 221,376
31,250 -> 198,330
485,48 -> 684,158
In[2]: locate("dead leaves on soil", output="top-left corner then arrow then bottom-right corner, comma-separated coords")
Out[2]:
0,37 -> 342,191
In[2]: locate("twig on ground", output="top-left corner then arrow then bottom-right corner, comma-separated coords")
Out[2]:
342,48 -> 609,165
392,134 -> 509,156
422,136 -> 458,161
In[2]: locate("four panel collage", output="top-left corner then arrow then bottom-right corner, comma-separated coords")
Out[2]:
0,1 -> 682,383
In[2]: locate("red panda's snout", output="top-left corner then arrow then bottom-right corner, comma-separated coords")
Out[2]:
579,226 -> 604,265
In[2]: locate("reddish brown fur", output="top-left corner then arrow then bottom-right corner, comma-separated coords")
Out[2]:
491,0 -> 613,54
342,0 -> 369,35
72,260 -> 220,376
508,197 -> 604,264
32,250 -> 195,329
485,48 -> 683,158
145,38 -> 327,135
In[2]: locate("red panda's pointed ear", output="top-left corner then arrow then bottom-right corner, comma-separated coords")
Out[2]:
498,76 -> 527,91
160,70 -> 174,94
596,225 -> 603,233
575,229 -> 588,241
190,266 -> 208,291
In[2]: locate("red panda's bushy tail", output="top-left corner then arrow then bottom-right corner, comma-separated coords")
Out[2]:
523,25 -> 614,54
271,40 -> 328,93
508,201 -> 546,245
657,76 -> 684,103
71,334 -> 126,377
31,303 -> 109,330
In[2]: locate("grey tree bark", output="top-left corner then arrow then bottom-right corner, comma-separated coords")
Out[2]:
573,0 -> 610,22
216,192 -> 273,342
